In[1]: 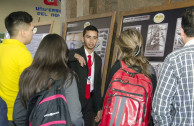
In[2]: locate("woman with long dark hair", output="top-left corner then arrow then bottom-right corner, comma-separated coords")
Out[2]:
13,34 -> 84,126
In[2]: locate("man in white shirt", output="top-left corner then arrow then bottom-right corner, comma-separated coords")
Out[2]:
68,25 -> 102,126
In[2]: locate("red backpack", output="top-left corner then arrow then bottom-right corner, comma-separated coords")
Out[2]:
100,61 -> 153,126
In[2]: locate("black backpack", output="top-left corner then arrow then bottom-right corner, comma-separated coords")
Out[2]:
26,79 -> 72,126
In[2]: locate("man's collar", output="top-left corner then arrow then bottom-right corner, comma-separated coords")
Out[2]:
84,47 -> 94,57
184,39 -> 194,47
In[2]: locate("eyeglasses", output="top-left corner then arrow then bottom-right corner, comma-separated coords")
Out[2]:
32,27 -> 37,34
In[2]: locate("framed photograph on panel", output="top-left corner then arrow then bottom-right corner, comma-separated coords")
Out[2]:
112,1 -> 194,75
63,12 -> 116,94
26,21 -> 54,57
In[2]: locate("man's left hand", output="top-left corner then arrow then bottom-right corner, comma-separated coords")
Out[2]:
95,110 -> 102,122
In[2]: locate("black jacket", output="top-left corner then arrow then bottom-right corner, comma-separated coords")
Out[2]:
68,46 -> 102,113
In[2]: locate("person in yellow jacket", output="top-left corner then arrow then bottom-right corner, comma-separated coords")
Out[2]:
0,11 -> 34,126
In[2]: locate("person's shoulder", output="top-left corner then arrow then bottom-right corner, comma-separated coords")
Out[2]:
166,49 -> 181,58
12,45 -> 32,60
111,60 -> 121,70
94,52 -> 102,61
69,47 -> 85,57
165,45 -> 194,61
114,60 -> 121,65
63,71 -> 77,88
73,46 -> 84,52
19,49 -> 32,60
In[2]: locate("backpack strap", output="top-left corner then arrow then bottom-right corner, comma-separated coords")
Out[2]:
128,65 -> 142,73
120,60 -> 142,73
120,60 -> 128,68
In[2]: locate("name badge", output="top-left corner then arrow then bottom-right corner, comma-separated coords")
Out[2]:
87,76 -> 91,84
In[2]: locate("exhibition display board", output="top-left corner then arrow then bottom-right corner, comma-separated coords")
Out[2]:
113,1 -> 194,79
26,21 -> 54,57
63,12 -> 116,94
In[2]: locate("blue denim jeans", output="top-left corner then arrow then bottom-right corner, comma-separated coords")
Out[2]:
0,97 -> 9,126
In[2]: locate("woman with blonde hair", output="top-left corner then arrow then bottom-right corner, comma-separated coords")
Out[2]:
102,28 -> 157,126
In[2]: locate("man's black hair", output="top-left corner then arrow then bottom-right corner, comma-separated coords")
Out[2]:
182,7 -> 194,37
83,25 -> 98,37
5,11 -> 33,36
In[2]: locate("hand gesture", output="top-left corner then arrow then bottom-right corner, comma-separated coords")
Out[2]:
74,53 -> 86,67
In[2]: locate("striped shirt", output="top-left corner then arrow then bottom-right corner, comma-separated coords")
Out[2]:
152,39 -> 194,126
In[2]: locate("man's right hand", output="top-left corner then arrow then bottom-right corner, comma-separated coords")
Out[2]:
74,53 -> 86,67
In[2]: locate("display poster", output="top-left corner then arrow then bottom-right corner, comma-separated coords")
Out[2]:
26,23 -> 53,57
144,23 -> 168,57
26,33 -> 48,57
173,18 -> 183,51
121,7 -> 192,61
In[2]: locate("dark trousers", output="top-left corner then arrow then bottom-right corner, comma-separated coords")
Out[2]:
8,121 -> 15,126
0,97 -> 9,126
82,92 -> 96,126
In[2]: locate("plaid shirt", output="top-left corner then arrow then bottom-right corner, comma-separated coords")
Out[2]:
152,39 -> 194,126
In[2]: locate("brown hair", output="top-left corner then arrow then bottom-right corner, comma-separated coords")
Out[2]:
19,34 -> 73,108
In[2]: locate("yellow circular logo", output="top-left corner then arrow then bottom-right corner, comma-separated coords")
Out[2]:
84,22 -> 90,28
154,13 -> 165,23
